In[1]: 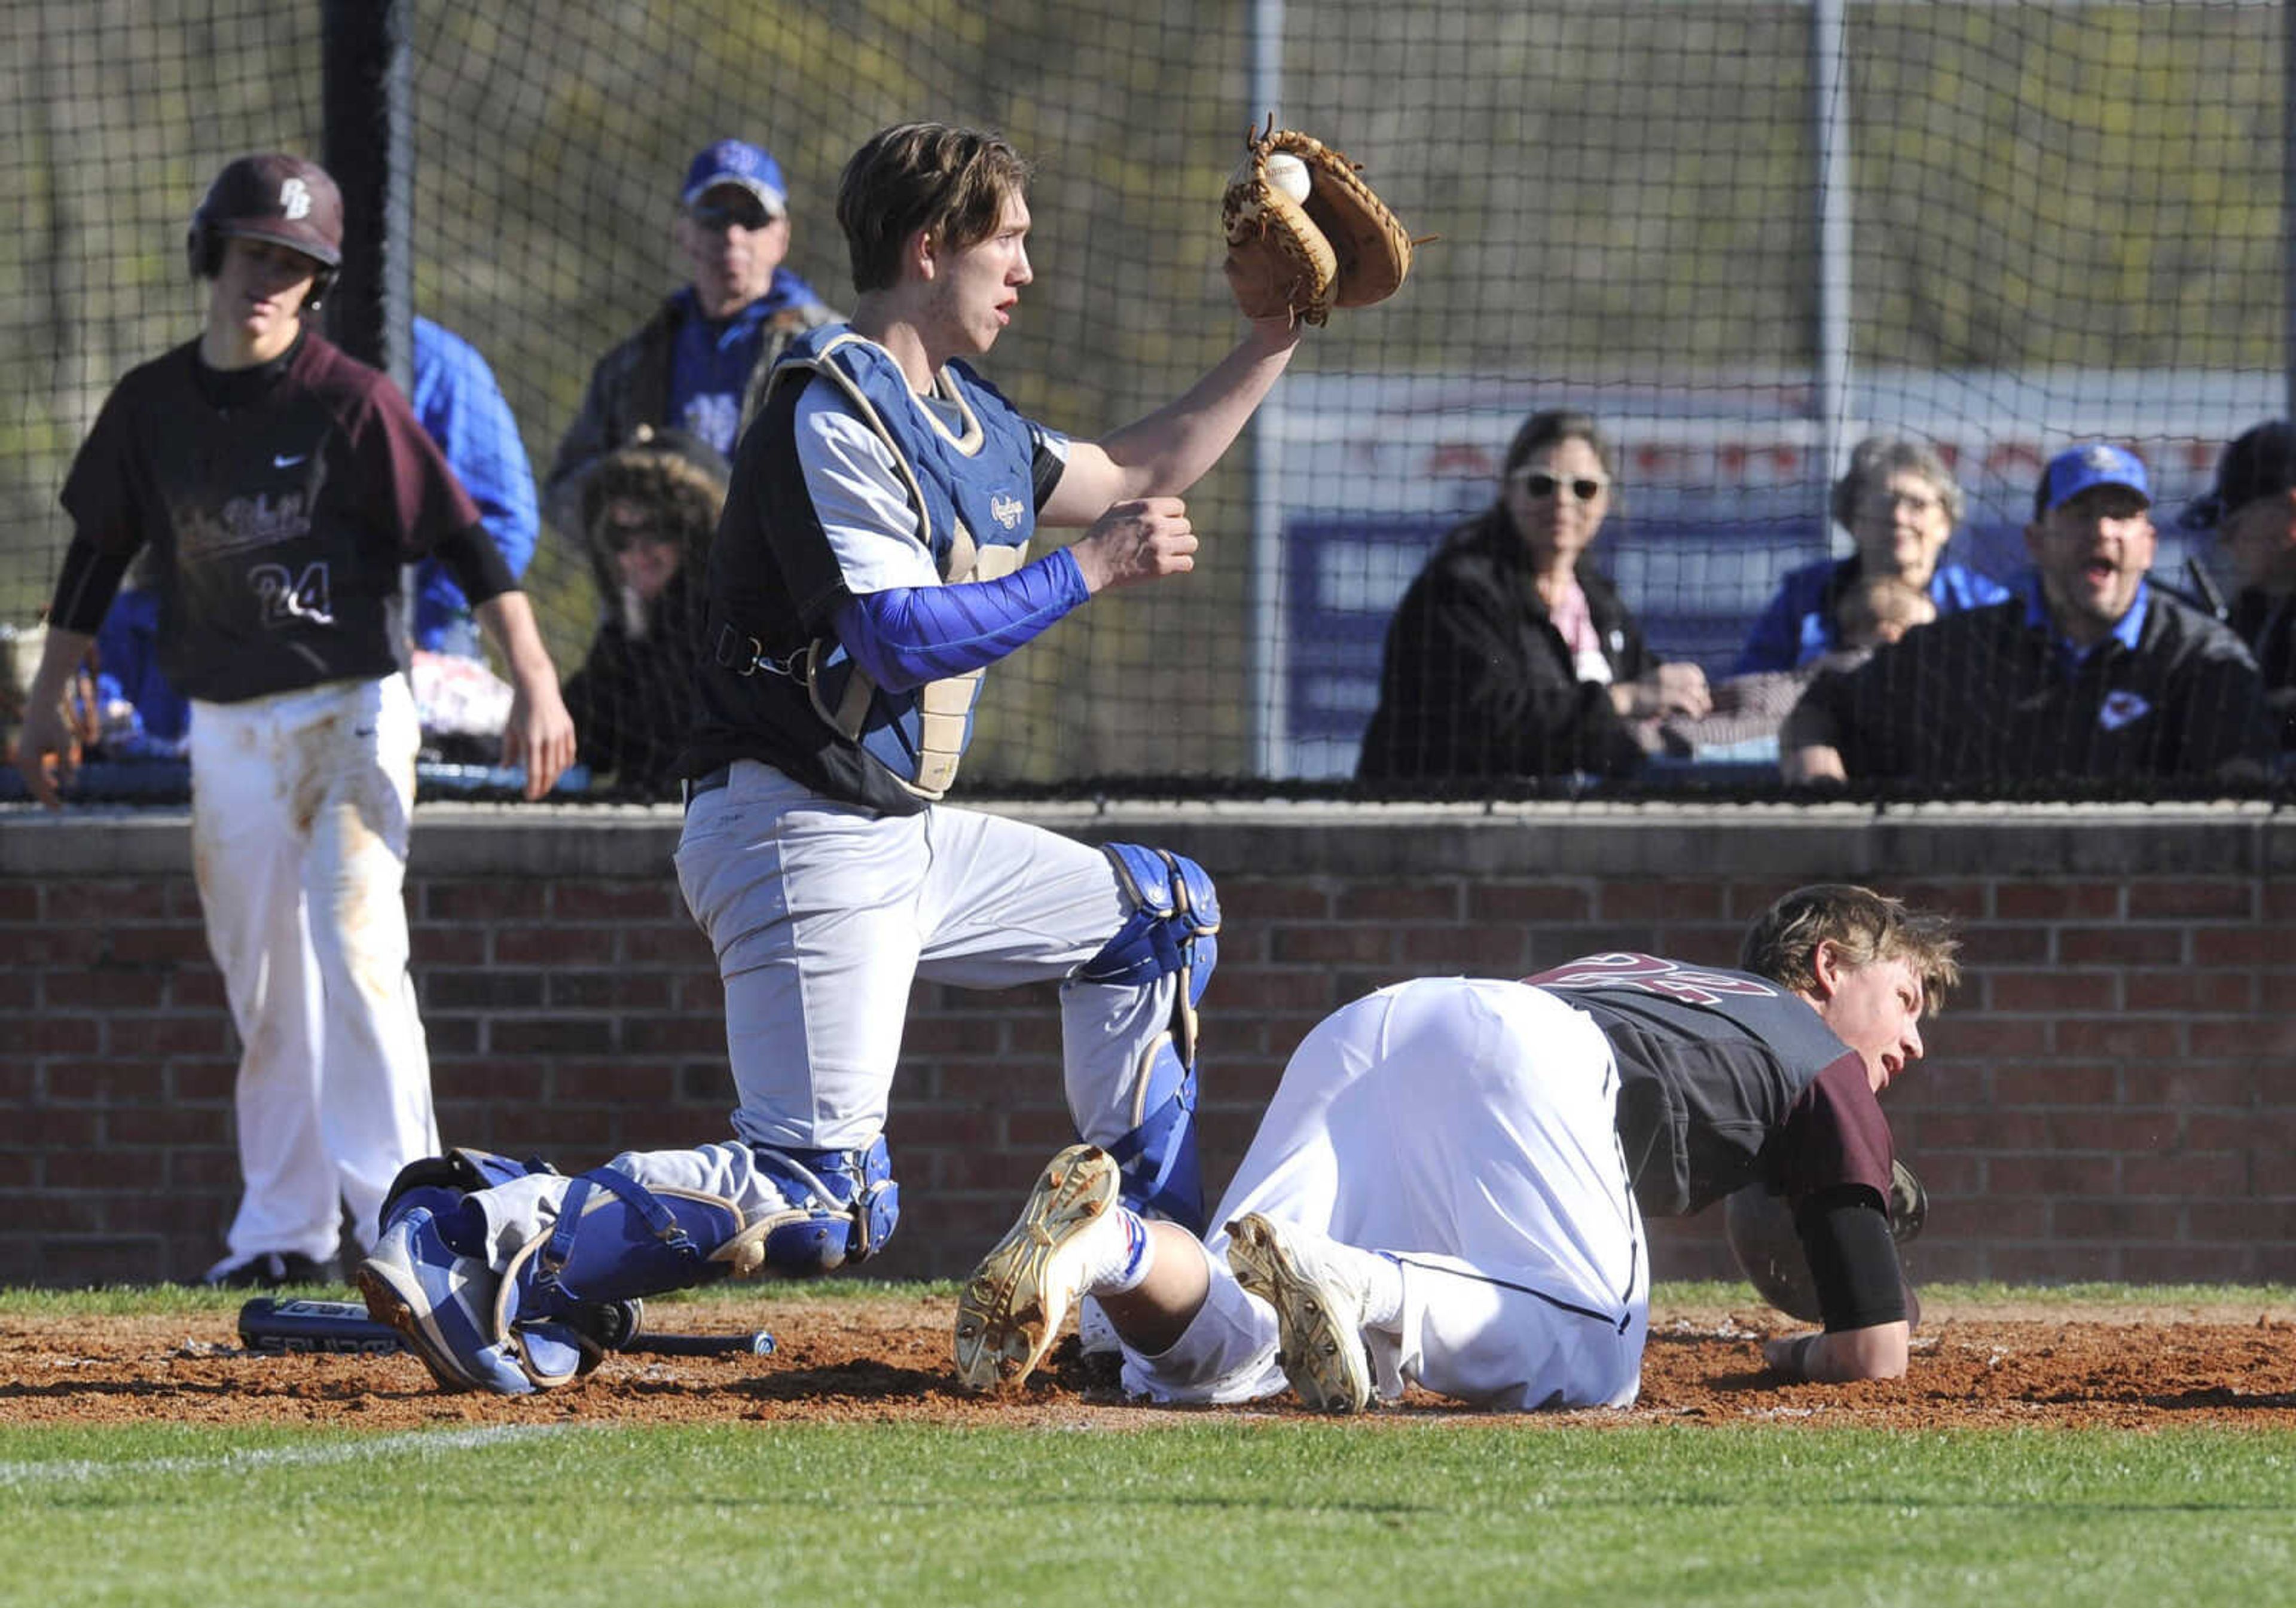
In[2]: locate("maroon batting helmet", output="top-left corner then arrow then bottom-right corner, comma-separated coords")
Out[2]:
186,154 -> 344,282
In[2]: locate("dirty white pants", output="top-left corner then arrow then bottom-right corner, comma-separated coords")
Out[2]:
190,674 -> 436,1263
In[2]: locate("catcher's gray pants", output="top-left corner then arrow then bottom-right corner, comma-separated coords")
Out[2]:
1123,979 -> 1648,1410
673,759 -> 1174,1160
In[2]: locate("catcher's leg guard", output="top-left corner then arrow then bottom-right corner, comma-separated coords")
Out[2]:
1079,843 -> 1218,1232
377,1147 -> 556,1235
495,1139 -> 902,1387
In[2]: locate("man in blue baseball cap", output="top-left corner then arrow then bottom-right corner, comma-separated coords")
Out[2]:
1781,442 -> 2269,787
544,138 -> 838,538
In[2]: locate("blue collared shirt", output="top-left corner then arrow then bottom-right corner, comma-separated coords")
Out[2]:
408,316 -> 539,651
2020,570 -> 2149,672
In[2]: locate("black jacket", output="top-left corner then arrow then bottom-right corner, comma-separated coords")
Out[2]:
1794,588 -> 2271,784
1356,507 -> 1656,781
2227,586 -> 2296,750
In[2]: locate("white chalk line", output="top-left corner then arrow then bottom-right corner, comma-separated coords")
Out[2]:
0,1421 -> 577,1488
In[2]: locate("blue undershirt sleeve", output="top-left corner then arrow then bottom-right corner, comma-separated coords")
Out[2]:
831,546 -> 1092,692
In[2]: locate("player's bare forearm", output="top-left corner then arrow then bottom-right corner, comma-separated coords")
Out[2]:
1042,321 -> 1302,524
13,626 -> 97,808
474,591 -> 577,800
1763,1320 -> 1909,1382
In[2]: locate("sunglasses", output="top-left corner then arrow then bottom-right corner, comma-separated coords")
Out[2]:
687,196 -> 774,232
1513,470 -> 1607,503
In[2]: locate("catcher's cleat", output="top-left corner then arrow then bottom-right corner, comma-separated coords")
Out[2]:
954,1144 -> 1124,1392
1225,1212 -> 1377,1415
356,1207 -> 533,1396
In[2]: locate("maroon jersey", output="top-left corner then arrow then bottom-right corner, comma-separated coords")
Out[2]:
1523,952 -> 1895,1218
60,332 -> 480,703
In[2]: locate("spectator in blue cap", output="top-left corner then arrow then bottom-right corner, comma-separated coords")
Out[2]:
544,137 -> 838,540
2181,420 -> 2296,748
1781,442 -> 2270,787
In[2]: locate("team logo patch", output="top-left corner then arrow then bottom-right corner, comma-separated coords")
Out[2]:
280,177 -> 313,219
2097,689 -> 2151,730
990,492 -> 1025,530
2081,444 -> 2121,472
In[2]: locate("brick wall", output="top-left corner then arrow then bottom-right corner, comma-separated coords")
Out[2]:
4,800 -> 2293,1288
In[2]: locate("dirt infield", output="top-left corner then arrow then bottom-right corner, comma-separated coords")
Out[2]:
7,1295 -> 2295,1430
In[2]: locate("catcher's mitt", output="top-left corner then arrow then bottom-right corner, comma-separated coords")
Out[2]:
1723,1160 -> 1928,1328
1221,121 -> 1413,327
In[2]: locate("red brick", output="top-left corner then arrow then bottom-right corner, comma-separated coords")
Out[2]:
1984,1246 -> 2120,1282
902,1016 -> 1007,1057
546,973 -> 674,1011
1959,925 -> 2052,964
0,973 -> 31,1010
550,884 -> 683,921
103,1017 -> 231,1056
2124,970 -> 2255,1013
5,1019 -> 102,1054
108,1105 -> 228,1146
1993,1065 -> 2118,1106
1992,883 -> 2121,920
2125,881 -> 2253,921
1336,884 -> 1461,921
1221,882 -> 1335,922
169,1061 -> 238,1101
1926,1017 -> 2048,1060
2191,928 -> 2296,967
2263,885 -> 2296,921
46,971 -> 168,1010
422,1018 -> 481,1054
1910,1111 -> 2051,1150
676,973 -> 726,1012
548,1063 -> 678,1105
425,971 -> 545,1009
1468,884 -> 1593,922
2046,1110 -> 2176,1151
2118,1065 -> 2263,1109
2123,1151 -> 2249,1197
616,926 -> 709,968
46,883 -> 169,922
1598,881 -> 1726,921
2191,1201 -> 2296,1240
1271,926 -> 1392,965
2123,1246 -> 2255,1281
410,927 -> 487,966
1399,924 -> 1529,967
1986,970 -> 2117,1013
2188,1018 -> 2296,1059
2053,1018 -> 2182,1060
0,885 -> 38,920
103,926 -> 212,965
169,970 -> 227,1010
1990,1155 -> 2120,1194
494,927 -> 618,965
425,883 -> 547,920
2057,928 -> 2186,967
489,1018 -> 618,1054
41,1062 -> 169,1105
2052,1199 -> 2181,1239
1216,967 -> 1345,1011
2187,1111 -> 2296,1150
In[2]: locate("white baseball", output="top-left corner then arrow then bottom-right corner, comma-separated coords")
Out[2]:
1265,152 -> 1311,203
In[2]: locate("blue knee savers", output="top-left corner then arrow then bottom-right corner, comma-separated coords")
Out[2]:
1080,842 -> 1218,1233
749,1139 -> 902,1276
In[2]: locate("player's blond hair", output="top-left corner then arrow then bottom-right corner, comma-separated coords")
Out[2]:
838,123 -> 1032,294
1739,884 -> 1961,1016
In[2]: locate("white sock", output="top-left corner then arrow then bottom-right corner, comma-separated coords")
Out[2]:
1084,1207 -> 1155,1297
1358,1251 -> 1405,1332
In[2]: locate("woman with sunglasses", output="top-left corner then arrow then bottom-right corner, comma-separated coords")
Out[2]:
1733,434 -> 2007,674
1357,408 -> 1709,783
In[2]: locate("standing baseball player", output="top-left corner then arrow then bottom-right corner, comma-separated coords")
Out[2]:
13,154 -> 575,1286
955,884 -> 1957,1410
351,120 -> 1407,1395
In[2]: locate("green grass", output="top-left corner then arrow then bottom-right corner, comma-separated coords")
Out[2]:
4,1285 -> 2294,1607
0,1420 -> 2289,1607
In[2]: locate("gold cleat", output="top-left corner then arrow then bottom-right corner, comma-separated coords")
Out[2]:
953,1144 -> 1123,1392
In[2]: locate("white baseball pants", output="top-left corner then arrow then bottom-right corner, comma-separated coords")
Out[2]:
1123,978 -> 1649,1410
673,760 -> 1174,1156
190,674 -> 436,1263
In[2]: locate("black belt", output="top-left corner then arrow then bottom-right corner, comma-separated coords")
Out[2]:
682,765 -> 732,808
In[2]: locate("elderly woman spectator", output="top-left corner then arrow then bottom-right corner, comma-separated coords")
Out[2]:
1733,435 -> 2008,674
1356,408 -> 1709,782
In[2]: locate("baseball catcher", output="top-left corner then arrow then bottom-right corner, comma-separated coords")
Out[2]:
1222,120 -> 1415,326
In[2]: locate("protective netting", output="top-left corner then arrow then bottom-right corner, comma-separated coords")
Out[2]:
2,0 -> 2288,801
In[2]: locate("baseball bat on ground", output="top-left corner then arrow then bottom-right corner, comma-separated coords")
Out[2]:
236,1297 -> 775,1358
